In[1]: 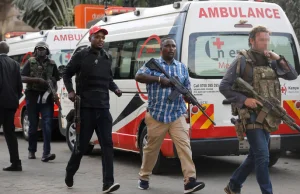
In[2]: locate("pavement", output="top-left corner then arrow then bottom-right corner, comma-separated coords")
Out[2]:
0,134 -> 299,194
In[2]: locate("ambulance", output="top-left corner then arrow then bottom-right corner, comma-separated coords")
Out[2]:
3,26 -> 88,140
64,0 -> 300,173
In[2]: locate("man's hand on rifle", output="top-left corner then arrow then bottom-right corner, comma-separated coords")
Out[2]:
54,94 -> 60,105
68,91 -> 76,102
244,98 -> 263,109
159,77 -> 172,88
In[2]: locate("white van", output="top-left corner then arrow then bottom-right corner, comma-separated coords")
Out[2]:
64,0 -> 300,173
3,26 -> 88,140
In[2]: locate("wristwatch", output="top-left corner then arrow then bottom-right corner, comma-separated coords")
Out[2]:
276,55 -> 286,63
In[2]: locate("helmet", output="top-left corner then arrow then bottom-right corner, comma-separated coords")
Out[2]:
34,41 -> 50,55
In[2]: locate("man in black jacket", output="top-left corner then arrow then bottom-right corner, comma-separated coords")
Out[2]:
0,41 -> 23,171
63,26 -> 122,193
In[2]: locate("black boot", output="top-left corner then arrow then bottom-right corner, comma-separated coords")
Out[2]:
41,153 -> 56,162
3,161 -> 22,171
28,152 -> 36,159
65,171 -> 74,187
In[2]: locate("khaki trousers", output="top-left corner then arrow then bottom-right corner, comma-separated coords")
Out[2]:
139,112 -> 196,183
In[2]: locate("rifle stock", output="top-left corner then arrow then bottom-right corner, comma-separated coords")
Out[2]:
47,80 -> 63,132
145,58 -> 216,125
235,77 -> 300,132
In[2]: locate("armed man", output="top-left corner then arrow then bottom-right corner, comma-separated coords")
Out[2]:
219,26 -> 298,194
135,37 -> 205,194
63,26 -> 122,193
21,41 -> 60,162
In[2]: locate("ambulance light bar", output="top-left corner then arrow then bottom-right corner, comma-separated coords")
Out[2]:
105,7 -> 136,16
52,26 -> 78,30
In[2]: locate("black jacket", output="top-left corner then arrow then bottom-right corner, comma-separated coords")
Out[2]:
63,47 -> 119,108
0,54 -> 23,109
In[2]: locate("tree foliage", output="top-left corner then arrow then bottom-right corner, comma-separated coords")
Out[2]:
266,0 -> 300,42
13,0 -> 100,29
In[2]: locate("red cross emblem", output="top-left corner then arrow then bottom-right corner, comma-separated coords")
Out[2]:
65,53 -> 71,60
281,85 -> 287,95
213,38 -> 224,49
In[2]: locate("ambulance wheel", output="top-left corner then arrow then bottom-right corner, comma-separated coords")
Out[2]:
269,153 -> 280,167
139,126 -> 165,174
66,121 -> 94,155
22,110 -> 29,141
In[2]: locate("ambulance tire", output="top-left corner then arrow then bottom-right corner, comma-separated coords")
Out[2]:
139,126 -> 165,175
66,121 -> 94,155
22,110 -> 29,141
269,153 -> 280,167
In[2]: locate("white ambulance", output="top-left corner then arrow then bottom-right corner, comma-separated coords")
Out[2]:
3,26 -> 88,140
64,0 -> 300,173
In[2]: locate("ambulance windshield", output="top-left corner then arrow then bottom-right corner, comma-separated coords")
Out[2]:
49,49 -> 74,68
188,32 -> 298,78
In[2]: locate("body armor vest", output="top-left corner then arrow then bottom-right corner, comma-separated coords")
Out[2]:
232,49 -> 281,132
76,49 -> 112,108
26,57 -> 55,92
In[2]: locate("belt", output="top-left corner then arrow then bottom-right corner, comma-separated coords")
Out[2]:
246,123 -> 263,130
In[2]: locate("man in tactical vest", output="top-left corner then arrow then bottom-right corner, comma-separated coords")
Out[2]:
63,26 -> 122,193
219,26 -> 298,194
21,41 -> 60,162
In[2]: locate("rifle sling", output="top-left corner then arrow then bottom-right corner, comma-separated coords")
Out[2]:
240,49 -> 256,83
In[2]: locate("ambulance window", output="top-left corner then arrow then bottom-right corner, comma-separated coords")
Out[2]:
134,38 -> 161,75
103,42 -> 109,50
108,42 -> 120,77
269,36 -> 295,67
49,49 -> 74,67
119,41 -> 134,79
188,32 -> 299,78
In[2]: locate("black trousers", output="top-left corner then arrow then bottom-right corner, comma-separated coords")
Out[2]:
66,108 -> 114,185
0,108 -> 20,164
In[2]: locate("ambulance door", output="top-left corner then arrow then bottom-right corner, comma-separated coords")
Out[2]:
57,46 -> 87,132
271,34 -> 300,135
107,41 -> 120,147
111,40 -> 136,150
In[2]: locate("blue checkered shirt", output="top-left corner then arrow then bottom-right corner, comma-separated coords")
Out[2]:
136,57 -> 191,123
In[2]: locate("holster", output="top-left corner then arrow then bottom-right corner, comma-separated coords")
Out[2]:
234,119 -> 245,141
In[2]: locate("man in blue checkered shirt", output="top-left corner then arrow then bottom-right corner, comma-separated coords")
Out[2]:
135,37 -> 205,194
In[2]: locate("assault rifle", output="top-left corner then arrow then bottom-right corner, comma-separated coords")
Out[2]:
234,77 -> 300,132
145,58 -> 216,125
47,80 -> 62,130
74,95 -> 81,154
